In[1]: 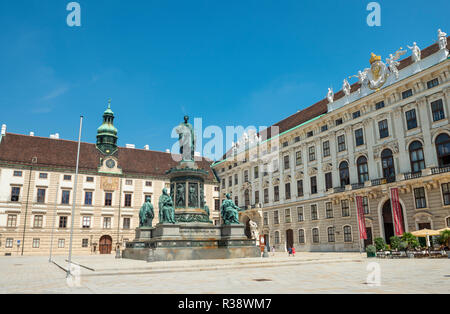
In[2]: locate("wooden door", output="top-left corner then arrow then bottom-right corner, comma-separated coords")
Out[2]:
99,236 -> 112,254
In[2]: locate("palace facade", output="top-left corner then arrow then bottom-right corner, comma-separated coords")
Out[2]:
213,35 -> 450,252
0,106 -> 220,256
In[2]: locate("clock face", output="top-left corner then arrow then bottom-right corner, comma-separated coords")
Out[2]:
105,159 -> 116,169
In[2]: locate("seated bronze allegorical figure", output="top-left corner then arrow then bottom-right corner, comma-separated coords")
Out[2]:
221,193 -> 242,225
159,188 -> 176,224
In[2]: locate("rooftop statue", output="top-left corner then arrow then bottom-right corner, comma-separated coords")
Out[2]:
176,116 -> 196,162
327,88 -> 334,103
159,188 -> 176,224
438,29 -> 448,51
221,193 -> 242,225
386,48 -> 407,80
407,42 -> 421,63
139,196 -> 154,227
349,70 -> 369,95
343,79 -> 351,97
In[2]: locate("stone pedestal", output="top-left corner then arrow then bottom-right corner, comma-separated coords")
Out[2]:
221,224 -> 247,240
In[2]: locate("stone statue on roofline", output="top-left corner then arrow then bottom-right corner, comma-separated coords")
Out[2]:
327,88 -> 334,104
407,42 -> 421,63
386,48 -> 407,80
343,79 -> 351,97
349,69 -> 369,95
437,29 -> 448,56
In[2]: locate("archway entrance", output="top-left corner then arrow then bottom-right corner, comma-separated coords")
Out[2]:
382,200 -> 405,244
286,229 -> 294,250
99,235 -> 112,254
244,219 -> 252,239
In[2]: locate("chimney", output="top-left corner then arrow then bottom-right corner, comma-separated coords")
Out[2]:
30,132 -> 35,136
1,124 -> 6,136
144,145 -> 150,150
126,144 -> 136,149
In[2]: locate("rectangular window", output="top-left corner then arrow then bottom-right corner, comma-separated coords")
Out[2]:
32,238 -> 40,248
13,170 -> 22,177
82,239 -> 89,248
274,186 -> 279,202
228,176 -> 232,187
86,176 -> 94,182
335,118 -> 343,126
82,216 -> 91,229
59,216 -> 67,229
311,205 -> 318,220
274,210 -> 279,225
309,146 -> 316,162
414,187 -> 427,209
341,200 -> 350,217
297,180 -> 304,197
124,193 -> 132,207
353,111 -> 361,119
103,217 -> 112,229
337,135 -> 346,152
284,155 -> 290,170
244,170 -> 249,183
285,183 -> 291,200
362,196 -> 370,214
221,179 -> 225,189
355,128 -> 364,146
7,214 -> 17,227
442,183 -> 450,206
215,199 -> 220,211
294,136 -> 301,143
297,207 -> 304,222
39,173 -> 48,179
282,141 -> 289,147
307,131 -> 313,138
378,119 -> 389,139
11,187 -> 20,202
321,125 -> 328,132
344,226 -> 353,242
328,227 -> 335,243
6,238 -> 13,248
33,215 -> 43,228
431,99 -> 445,122
312,228 -> 320,243
145,181 -> 152,187
58,239 -> 65,248
123,217 -> 131,229
84,191 -> 93,205
37,188 -> 46,203
298,230 -> 305,244
234,174 -> 238,185
310,177 -> 317,194
405,109 -> 418,130
263,212 -> 268,226
285,208 -> 291,223
254,166 -> 259,179
323,141 -> 330,157
125,179 -> 133,186
375,101 -> 385,110
105,192 -> 113,206
264,188 -> 269,203
325,172 -> 332,191
427,78 -> 439,89
402,89 -> 413,99
295,151 -> 302,166
61,190 -> 70,204
326,202 -> 333,218
63,175 -> 72,181
254,190 -> 259,204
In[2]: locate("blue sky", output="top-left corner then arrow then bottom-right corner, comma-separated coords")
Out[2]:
0,0 -> 448,160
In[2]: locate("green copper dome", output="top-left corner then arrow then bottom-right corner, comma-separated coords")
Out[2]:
96,100 -> 118,155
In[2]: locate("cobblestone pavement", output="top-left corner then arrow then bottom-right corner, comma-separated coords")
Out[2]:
0,253 -> 449,294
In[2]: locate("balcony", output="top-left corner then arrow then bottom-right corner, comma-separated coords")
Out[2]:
371,177 -> 396,186
431,166 -> 450,175
403,172 -> 422,180
351,183 -> 365,190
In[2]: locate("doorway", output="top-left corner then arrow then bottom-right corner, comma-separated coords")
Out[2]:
382,200 -> 405,244
364,227 -> 373,248
99,235 -> 112,254
286,229 -> 294,250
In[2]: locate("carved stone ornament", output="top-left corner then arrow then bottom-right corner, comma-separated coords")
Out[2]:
272,177 -> 280,186
295,171 -> 304,180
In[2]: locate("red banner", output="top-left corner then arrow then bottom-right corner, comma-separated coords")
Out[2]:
355,196 -> 367,240
390,187 -> 405,236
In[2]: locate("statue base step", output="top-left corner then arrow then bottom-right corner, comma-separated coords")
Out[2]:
123,223 -> 260,262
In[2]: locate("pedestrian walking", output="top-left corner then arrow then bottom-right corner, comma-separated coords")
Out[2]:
292,246 -> 296,257
288,246 -> 292,256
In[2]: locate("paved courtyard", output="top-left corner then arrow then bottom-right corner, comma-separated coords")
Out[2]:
0,253 -> 449,294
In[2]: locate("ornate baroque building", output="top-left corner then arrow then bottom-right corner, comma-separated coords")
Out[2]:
0,105 -> 219,256
213,34 -> 450,252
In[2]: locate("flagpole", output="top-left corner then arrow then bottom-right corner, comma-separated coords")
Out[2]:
67,116 -> 83,278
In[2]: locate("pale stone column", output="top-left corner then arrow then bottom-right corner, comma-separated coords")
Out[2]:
392,107 -> 408,174
315,137 -> 324,194
363,118 -> 378,179
345,126 -> 357,184
328,131 -> 339,188
417,96 -> 437,167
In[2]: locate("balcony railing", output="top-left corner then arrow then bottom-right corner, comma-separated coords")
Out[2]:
351,183 -> 365,190
431,166 -> 450,175
333,187 -> 346,193
403,172 -> 422,180
371,176 -> 396,186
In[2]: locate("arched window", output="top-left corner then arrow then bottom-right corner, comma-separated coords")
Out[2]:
298,229 -> 305,244
409,141 -> 425,173
274,231 -> 280,244
312,228 -> 320,244
436,133 -> 450,167
327,227 -> 335,243
357,156 -> 369,183
343,226 -> 352,242
381,149 -> 395,179
339,161 -> 350,187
